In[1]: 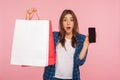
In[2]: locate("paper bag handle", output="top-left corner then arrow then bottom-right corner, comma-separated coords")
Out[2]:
34,11 -> 40,20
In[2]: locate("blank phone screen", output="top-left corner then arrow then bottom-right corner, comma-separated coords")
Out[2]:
88,27 -> 96,43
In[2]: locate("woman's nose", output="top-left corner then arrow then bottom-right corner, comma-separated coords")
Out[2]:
67,21 -> 70,25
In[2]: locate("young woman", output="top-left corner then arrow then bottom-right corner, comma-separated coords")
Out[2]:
26,8 -> 89,80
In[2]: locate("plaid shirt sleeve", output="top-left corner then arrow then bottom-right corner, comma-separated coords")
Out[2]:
75,34 -> 88,66
73,34 -> 88,80
43,65 -> 55,80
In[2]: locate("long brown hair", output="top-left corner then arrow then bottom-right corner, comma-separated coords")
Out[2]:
59,9 -> 79,48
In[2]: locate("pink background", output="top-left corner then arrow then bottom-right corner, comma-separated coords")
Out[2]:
0,0 -> 120,80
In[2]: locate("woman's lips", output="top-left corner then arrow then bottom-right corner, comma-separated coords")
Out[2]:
66,27 -> 71,29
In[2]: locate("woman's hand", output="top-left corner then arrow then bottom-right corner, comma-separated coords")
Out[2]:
83,35 -> 90,48
26,8 -> 37,20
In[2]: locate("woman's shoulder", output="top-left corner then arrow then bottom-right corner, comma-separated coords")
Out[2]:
53,31 -> 59,34
76,32 -> 86,44
53,31 -> 59,36
76,32 -> 86,39
53,31 -> 60,38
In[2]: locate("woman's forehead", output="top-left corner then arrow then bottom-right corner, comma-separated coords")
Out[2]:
64,14 -> 73,18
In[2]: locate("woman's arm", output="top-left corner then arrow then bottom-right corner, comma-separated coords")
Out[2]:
79,35 -> 89,60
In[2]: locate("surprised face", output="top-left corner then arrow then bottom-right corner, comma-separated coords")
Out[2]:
62,14 -> 74,35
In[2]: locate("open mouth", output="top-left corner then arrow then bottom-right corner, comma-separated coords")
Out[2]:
66,27 -> 71,29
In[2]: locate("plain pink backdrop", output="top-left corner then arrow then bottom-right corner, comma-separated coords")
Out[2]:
0,0 -> 120,80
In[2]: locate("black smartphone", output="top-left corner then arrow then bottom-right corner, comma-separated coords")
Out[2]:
88,27 -> 96,43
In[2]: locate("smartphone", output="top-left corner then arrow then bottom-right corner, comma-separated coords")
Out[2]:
88,27 -> 96,43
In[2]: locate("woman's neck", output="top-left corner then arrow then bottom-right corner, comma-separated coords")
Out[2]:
65,33 -> 72,39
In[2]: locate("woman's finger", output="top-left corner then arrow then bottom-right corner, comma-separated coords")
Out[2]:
27,8 -> 36,14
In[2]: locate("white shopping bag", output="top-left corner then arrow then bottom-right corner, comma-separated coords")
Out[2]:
11,19 -> 50,66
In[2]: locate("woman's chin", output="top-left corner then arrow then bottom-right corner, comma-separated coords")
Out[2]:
65,31 -> 72,35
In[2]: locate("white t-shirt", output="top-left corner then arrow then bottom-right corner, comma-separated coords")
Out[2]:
55,38 -> 75,79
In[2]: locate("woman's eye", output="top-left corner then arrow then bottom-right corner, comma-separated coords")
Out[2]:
63,19 -> 67,21
70,19 -> 74,21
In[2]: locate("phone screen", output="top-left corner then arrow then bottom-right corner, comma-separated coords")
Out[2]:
88,27 -> 96,43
